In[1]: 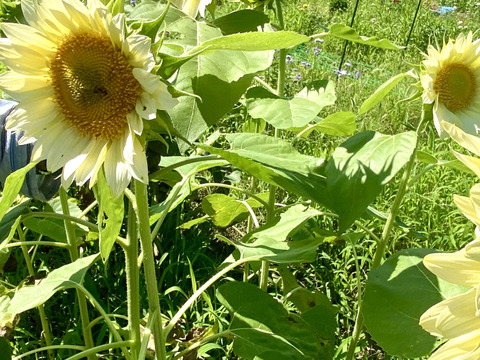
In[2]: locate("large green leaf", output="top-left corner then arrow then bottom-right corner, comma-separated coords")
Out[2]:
323,131 -> 417,231
245,82 -> 336,129
23,218 -> 80,243
363,249 -> 469,358
7,254 -> 99,314
217,281 -> 325,360
318,24 -> 403,50
198,133 -> 328,205
163,17 -> 273,149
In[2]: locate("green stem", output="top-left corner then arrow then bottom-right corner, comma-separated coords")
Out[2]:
134,180 -> 167,360
258,0 -> 287,292
13,345 -> 86,360
59,187 -> 95,359
345,108 -> 427,360
65,341 -> 134,360
125,200 -> 141,358
17,226 -> 54,360
75,284 -> 132,360
6,241 -> 69,249
21,212 -> 98,231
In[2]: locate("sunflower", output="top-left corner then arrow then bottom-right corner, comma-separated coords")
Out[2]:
0,0 -> 177,196
421,32 -> 480,137
420,239 -> 480,360
171,0 -> 212,18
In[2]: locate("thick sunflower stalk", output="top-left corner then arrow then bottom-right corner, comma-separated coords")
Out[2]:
419,32 -> 480,360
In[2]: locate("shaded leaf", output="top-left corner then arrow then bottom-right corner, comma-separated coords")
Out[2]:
363,249 -> 469,358
213,9 -> 270,35
217,282 -> 323,360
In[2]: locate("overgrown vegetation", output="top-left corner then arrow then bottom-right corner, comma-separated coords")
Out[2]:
1,0 -> 479,359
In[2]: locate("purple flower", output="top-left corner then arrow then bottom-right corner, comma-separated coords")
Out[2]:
333,69 -> 348,77
344,62 -> 351,67
301,61 -> 311,67
295,73 -> 302,81
355,71 -> 360,79
314,47 -> 321,56
286,55 -> 294,63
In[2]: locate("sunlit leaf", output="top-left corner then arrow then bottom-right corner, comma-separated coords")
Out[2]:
359,70 -> 416,115
93,171 -> 124,262
8,254 -> 99,314
0,162 -> 36,223
246,81 -> 336,129
324,131 -> 417,231
198,134 -> 327,205
318,24 -> 404,50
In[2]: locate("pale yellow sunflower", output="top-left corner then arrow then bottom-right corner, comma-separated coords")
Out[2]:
171,0 -> 212,18
421,32 -> 480,137
420,239 -> 480,359
0,0 -> 177,196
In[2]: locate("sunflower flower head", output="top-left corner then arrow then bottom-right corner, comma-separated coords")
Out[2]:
0,0 -> 178,197
171,0 -> 212,18
421,32 -> 480,137
419,183 -> 480,359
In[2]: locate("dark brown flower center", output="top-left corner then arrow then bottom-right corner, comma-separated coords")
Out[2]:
49,33 -> 141,140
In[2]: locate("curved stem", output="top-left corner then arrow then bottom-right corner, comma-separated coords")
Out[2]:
59,187 -> 95,359
134,180 -> 167,360
65,341 -> 134,360
165,256 -> 255,336
13,345 -> 86,360
17,226 -> 54,360
21,212 -> 98,231
5,241 -> 69,249
75,284 -> 132,360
